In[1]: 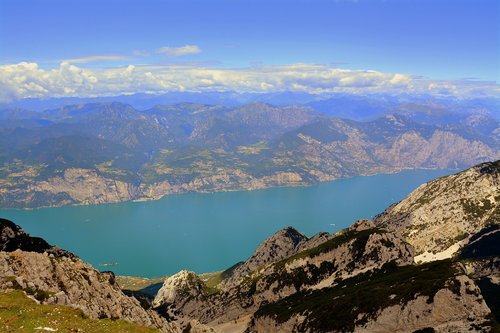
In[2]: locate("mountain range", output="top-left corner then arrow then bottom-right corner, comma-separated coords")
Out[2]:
0,160 -> 498,332
1,97 -> 498,209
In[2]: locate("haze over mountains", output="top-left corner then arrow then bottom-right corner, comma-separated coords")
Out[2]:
1,93 -> 498,209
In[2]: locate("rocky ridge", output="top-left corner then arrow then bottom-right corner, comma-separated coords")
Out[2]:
374,160 -> 500,259
149,161 -> 499,332
152,220 -> 415,329
248,261 -> 491,333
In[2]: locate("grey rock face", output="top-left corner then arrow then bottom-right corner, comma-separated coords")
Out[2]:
226,227 -> 308,284
374,160 -> 500,257
0,250 -> 178,332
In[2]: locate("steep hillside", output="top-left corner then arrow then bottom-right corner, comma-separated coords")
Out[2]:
374,160 -> 499,259
147,161 -> 499,333
0,218 -> 185,333
0,290 -> 161,333
152,221 -> 415,330
249,260 -> 491,333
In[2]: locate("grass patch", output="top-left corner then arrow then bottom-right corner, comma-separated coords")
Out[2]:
276,228 -> 383,269
0,290 -> 160,333
202,272 -> 224,295
116,276 -> 166,292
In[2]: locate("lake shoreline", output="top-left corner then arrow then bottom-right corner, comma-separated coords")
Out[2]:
2,166 -> 457,211
0,168 -> 455,277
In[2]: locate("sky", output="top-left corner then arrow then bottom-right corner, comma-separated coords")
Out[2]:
0,0 -> 499,102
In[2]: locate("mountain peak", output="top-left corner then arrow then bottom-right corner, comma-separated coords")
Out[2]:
225,226 -> 308,282
153,270 -> 204,307
252,226 -> 307,259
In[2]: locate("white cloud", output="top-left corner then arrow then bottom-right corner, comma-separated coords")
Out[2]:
157,45 -> 202,57
0,62 -> 498,103
63,55 -> 131,64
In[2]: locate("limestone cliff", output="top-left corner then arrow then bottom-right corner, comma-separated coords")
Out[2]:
2,114 -> 498,209
374,160 -> 499,259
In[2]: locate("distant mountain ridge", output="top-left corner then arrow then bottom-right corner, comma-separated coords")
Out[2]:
0,100 -> 498,208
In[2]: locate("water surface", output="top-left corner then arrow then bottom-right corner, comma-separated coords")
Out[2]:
0,169 -> 453,277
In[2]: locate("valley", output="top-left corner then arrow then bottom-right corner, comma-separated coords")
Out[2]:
2,1 -> 498,332
0,160 -> 498,332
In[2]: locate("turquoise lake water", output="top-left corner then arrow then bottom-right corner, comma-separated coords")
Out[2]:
0,169 -> 453,277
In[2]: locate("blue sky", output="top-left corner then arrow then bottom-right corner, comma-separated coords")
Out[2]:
0,0 -> 498,101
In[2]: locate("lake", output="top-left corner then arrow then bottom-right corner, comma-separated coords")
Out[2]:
0,169 -> 453,277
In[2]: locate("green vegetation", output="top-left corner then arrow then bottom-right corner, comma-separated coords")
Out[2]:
255,260 -> 460,332
276,228 -> 382,269
484,195 -> 500,226
0,290 -> 160,333
116,276 -> 166,292
202,271 -> 224,295
479,160 -> 500,174
461,198 -> 495,219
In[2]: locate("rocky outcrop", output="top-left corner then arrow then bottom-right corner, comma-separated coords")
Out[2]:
373,129 -> 497,169
152,222 -> 415,329
1,218 -> 51,253
0,218 -> 74,257
153,270 -> 205,308
0,251 -> 177,332
0,218 -> 179,333
225,227 -> 308,284
374,160 -> 500,257
34,168 -> 141,205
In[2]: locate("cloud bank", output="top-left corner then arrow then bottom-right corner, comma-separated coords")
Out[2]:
0,62 -> 498,103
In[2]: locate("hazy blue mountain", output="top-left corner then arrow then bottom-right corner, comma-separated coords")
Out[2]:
0,100 -> 498,208
3,92 -> 498,120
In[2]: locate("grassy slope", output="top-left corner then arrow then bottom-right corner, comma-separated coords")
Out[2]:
116,276 -> 166,292
0,290 -> 160,333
